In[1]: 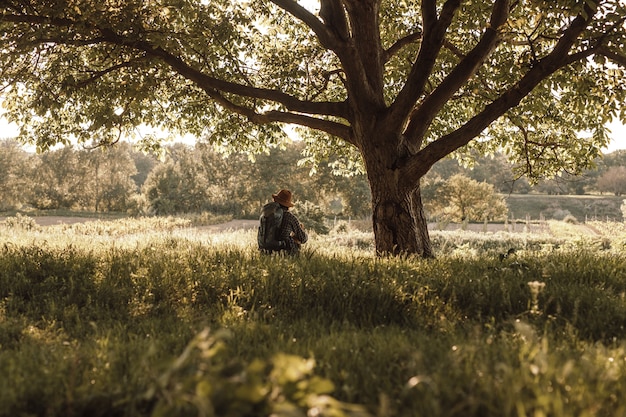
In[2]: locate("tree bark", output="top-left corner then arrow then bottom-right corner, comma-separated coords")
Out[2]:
367,157 -> 434,258
409,186 -> 434,258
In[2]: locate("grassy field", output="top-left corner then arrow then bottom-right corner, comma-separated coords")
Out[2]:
504,194 -> 624,221
1,215 -> 625,416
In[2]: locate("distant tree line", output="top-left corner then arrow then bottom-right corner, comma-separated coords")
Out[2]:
1,138 -> 625,221
424,150 -> 626,196
0,139 -> 371,220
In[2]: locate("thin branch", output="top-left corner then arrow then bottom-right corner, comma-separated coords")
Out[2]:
72,60 -> 139,88
388,0 -> 462,128
580,14 -> 626,67
403,0 -> 511,150
383,31 -> 422,63
400,3 -> 596,185
308,68 -> 345,101
1,13 -> 76,27
31,36 -> 107,47
270,0 -> 338,49
200,86 -> 355,145
597,45 -> 626,68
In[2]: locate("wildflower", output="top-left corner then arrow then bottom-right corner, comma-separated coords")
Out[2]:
527,281 -> 546,315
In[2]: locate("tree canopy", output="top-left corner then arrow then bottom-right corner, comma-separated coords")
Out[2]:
1,0 -> 625,255
425,173 -> 508,223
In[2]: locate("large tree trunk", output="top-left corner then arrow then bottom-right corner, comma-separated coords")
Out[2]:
367,161 -> 434,258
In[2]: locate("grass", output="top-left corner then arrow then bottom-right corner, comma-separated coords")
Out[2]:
0,216 -> 625,416
504,194 -> 624,221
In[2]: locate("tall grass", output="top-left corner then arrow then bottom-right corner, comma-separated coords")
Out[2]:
0,217 -> 625,416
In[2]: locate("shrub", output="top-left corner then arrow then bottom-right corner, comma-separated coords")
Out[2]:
563,214 -> 579,224
2,213 -> 40,232
295,201 -> 329,234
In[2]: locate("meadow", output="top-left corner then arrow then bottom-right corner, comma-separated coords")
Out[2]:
1,215 -> 626,417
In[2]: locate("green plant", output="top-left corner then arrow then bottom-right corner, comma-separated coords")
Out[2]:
145,328 -> 369,417
295,201 -> 330,235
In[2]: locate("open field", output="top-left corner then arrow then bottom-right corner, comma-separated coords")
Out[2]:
0,214 -> 602,235
0,215 -> 625,416
504,194 -> 625,222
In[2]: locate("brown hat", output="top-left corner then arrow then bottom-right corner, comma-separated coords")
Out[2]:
272,189 -> 294,207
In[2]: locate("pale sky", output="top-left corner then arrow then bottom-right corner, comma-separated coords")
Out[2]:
605,118 -> 626,152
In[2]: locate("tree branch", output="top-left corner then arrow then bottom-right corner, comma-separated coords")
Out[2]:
308,68 -> 345,101
203,86 -> 354,145
1,12 -> 351,121
319,0 -> 350,42
582,14 -> 626,68
597,46 -> 626,68
72,60 -> 140,88
341,0 -> 387,106
270,0 -> 340,49
400,4 -> 595,185
388,0 -> 461,129
271,0 -> 383,106
382,31 -> 422,63
403,0 -> 511,150
263,111 -> 354,143
421,0 -> 438,35
138,41 -> 349,119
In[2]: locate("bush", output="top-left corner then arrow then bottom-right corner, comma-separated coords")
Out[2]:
2,213 -> 40,232
295,201 -> 329,234
563,214 -> 579,224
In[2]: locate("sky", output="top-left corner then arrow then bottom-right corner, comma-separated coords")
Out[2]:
605,118 -> 626,152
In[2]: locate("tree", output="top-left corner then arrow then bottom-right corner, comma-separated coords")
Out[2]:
1,1 -> 625,256
596,166 -> 626,196
142,144 -> 212,215
0,139 -> 35,210
468,154 -> 531,194
28,145 -> 138,211
84,143 -> 139,212
425,174 -> 508,222
130,149 -> 158,190
142,163 -> 187,215
31,146 -> 86,209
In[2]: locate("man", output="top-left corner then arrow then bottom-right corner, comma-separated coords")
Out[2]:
258,189 -> 308,255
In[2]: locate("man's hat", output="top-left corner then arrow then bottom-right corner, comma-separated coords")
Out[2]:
272,189 -> 294,207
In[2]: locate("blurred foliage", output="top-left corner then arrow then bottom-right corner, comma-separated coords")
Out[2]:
145,328 -> 368,417
0,139 -> 373,220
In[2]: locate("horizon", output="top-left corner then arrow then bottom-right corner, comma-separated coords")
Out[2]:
1,115 -> 625,153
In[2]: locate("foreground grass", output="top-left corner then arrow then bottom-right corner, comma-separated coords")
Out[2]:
0,218 -> 625,416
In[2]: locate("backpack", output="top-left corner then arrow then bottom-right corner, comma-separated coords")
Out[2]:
258,202 -> 286,251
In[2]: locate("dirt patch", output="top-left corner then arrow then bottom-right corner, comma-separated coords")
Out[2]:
195,219 -> 258,233
428,222 -> 551,234
0,216 -> 104,226
0,216 -> 591,236
0,216 -> 260,232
